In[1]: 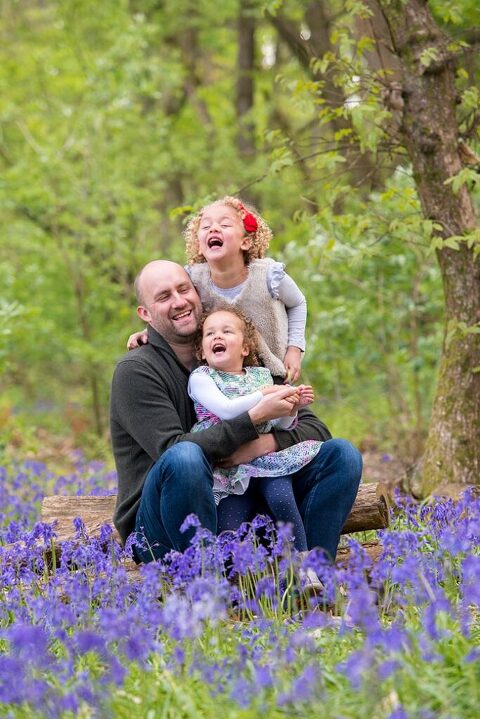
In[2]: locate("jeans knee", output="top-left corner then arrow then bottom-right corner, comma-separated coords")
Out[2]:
324,438 -> 362,483
161,442 -> 211,491
162,441 -> 205,468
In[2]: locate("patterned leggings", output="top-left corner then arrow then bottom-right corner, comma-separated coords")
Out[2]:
216,476 -> 308,551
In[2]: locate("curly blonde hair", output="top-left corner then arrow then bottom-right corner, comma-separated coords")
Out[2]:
185,196 -> 272,265
194,305 -> 260,368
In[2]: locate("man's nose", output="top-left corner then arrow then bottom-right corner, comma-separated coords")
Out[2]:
171,291 -> 188,305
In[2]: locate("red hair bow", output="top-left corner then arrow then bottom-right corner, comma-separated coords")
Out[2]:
238,203 -> 258,233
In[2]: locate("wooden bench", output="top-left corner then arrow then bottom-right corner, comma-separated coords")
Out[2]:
41,482 -> 390,565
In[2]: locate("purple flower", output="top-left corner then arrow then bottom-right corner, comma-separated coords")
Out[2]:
254,664 -> 274,689
389,708 -> 408,719
230,677 -> 252,708
179,514 -> 201,532
338,646 -> 373,689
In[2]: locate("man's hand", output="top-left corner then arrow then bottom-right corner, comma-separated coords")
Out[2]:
127,330 -> 149,350
248,385 -> 299,425
216,434 -> 277,468
261,384 -> 283,396
283,346 -> 302,384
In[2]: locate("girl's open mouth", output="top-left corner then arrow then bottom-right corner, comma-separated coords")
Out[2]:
207,237 -> 223,249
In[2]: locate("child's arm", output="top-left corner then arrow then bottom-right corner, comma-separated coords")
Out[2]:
269,267 -> 306,383
188,371 -> 264,420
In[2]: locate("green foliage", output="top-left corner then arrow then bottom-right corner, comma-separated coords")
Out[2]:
0,0 -> 477,463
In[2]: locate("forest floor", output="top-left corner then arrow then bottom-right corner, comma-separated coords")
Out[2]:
360,448 -> 406,490
7,427 -> 407,490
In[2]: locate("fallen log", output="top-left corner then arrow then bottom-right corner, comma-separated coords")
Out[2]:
41,494 -> 120,545
0,485 -> 388,579
335,541 -> 383,567
41,481 -> 390,544
341,482 -> 390,533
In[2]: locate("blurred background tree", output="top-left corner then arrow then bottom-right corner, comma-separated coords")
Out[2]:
0,0 -> 478,492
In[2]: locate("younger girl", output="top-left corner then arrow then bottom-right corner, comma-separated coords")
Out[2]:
188,306 -> 323,552
129,196 -> 307,383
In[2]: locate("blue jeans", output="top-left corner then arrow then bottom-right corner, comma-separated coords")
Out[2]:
217,438 -> 362,561
133,438 -> 362,563
133,442 -> 217,563
292,438 -> 362,559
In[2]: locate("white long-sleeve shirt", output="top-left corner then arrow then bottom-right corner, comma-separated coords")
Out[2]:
188,370 -> 296,429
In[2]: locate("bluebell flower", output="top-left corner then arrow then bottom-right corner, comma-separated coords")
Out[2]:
388,707 -> 408,719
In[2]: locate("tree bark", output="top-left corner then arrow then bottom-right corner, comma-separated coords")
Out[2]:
236,0 -> 256,156
376,0 -> 480,495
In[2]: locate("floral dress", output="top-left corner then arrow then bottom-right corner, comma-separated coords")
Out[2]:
190,366 -> 322,504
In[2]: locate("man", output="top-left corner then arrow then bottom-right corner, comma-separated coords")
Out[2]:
110,260 -> 362,562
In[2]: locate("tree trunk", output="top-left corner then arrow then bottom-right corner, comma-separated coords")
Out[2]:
376,0 -> 480,495
236,0 -> 256,156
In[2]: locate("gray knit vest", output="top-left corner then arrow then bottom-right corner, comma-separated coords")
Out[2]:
190,258 -> 288,377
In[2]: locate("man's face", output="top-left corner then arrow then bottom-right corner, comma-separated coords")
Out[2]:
137,264 -> 202,344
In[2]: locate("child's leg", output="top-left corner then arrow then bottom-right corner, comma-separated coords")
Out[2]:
216,486 -> 257,533
257,476 -> 308,551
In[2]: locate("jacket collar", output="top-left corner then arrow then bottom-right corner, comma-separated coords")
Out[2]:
146,325 -> 196,374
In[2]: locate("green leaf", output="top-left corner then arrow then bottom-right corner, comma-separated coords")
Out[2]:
444,168 -> 478,194
419,47 -> 440,68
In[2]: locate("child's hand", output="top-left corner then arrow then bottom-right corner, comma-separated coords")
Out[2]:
127,329 -> 148,350
297,384 -> 315,406
287,386 -> 313,416
283,346 -> 302,384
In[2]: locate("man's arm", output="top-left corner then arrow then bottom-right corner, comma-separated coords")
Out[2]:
111,358 -> 300,463
272,405 -> 332,449
111,358 -> 259,462
217,406 -> 332,468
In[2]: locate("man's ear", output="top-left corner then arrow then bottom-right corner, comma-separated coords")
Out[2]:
137,305 -> 151,323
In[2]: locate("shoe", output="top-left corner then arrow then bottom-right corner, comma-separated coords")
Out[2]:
298,566 -> 324,597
